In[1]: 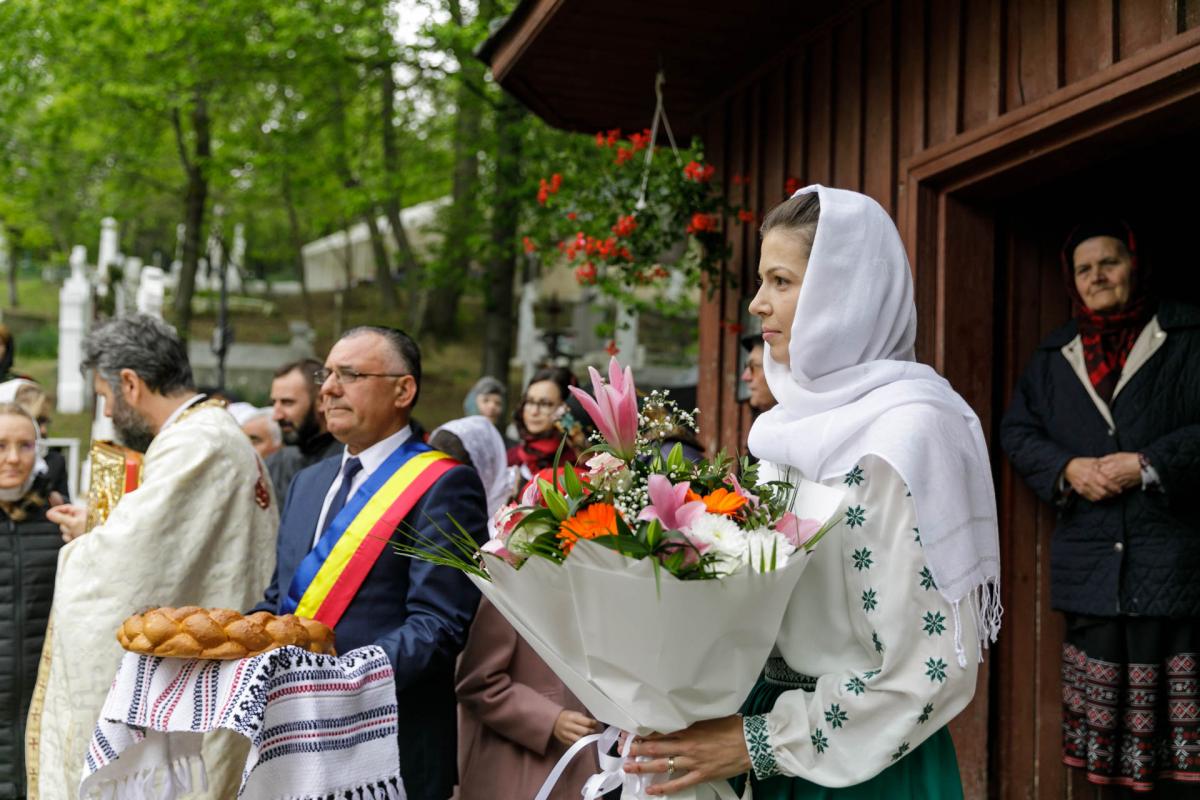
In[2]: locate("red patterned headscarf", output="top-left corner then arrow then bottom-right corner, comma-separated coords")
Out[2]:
1061,220 -> 1155,404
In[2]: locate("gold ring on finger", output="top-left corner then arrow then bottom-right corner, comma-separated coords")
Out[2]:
667,756 -> 676,779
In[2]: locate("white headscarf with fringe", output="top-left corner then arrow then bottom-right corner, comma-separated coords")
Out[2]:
747,184 -> 1001,665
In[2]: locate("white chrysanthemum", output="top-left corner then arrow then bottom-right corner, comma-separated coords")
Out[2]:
744,528 -> 796,572
686,513 -> 748,575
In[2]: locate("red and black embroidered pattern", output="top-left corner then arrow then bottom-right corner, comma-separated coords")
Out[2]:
1062,645 -> 1200,791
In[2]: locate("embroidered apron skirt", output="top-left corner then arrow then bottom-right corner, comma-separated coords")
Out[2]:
731,659 -> 963,799
1062,615 -> 1200,793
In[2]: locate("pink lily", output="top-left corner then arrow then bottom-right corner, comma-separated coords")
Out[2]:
776,512 -> 821,549
569,357 -> 639,461
481,536 -> 520,567
638,474 -> 707,532
729,473 -> 760,508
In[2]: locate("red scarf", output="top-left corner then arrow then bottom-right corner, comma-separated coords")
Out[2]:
507,435 -> 575,475
1075,299 -> 1154,403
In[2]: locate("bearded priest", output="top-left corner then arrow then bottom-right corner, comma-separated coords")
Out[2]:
32,314 -> 278,799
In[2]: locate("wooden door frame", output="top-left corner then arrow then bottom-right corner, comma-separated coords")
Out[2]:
897,26 -> 1200,800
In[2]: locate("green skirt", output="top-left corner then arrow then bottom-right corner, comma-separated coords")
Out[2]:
730,670 -> 963,800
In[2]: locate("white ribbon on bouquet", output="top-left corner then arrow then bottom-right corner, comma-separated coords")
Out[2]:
533,725 -> 746,800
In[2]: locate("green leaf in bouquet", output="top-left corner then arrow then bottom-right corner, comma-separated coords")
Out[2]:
587,533 -> 651,559
802,516 -> 843,552
666,442 -> 685,472
391,514 -> 491,580
562,462 -> 583,498
539,479 -> 571,521
642,518 -> 663,549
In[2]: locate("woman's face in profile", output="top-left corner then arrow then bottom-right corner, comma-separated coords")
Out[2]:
0,413 -> 36,491
749,229 -> 809,367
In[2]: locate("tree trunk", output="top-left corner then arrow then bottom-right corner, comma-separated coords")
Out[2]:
422,0 -> 489,339
377,63 -> 422,322
172,92 -> 210,339
481,94 -> 524,382
281,169 -> 313,323
362,208 -> 396,315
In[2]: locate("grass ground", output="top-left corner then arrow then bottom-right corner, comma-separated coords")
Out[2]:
6,276 -> 511,451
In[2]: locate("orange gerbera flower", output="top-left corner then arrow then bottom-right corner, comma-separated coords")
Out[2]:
558,503 -> 620,554
686,487 -> 749,517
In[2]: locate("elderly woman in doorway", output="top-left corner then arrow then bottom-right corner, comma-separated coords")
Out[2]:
626,185 -> 1001,798
1000,220 -> 1200,793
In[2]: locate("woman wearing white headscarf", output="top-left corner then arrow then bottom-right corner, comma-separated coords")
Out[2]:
436,415 -> 602,799
0,401 -> 63,799
627,186 -> 1001,798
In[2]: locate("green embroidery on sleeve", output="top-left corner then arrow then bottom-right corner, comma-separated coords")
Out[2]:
743,714 -> 781,779
845,505 -> 866,528
845,676 -> 866,695
918,702 -> 934,724
891,741 -> 911,761
919,566 -> 937,590
843,465 -> 864,486
824,704 -> 848,729
922,610 -> 947,636
851,547 -> 874,571
924,657 -> 948,683
810,728 -> 829,754
861,588 -> 878,612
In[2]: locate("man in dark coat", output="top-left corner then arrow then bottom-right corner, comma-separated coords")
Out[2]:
256,326 -> 488,800
265,358 -> 342,499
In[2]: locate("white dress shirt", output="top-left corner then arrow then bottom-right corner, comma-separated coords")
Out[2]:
311,425 -> 412,548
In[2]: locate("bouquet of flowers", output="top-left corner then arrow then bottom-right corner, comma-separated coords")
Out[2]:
484,358 -> 829,580
397,359 -> 845,800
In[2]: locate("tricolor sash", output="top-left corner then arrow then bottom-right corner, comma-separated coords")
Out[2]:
282,440 -> 457,627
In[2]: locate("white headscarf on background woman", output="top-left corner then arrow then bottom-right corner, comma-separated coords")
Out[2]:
747,184 -> 1001,665
0,379 -> 48,501
433,415 -> 510,516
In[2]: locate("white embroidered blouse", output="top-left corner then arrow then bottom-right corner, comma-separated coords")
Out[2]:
743,454 -> 978,787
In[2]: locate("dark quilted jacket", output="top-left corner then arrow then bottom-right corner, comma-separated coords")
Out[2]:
0,482 -> 63,799
1000,302 -> 1200,618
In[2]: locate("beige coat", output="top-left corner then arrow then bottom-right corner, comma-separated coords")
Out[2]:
456,597 -> 599,800
31,404 -> 278,799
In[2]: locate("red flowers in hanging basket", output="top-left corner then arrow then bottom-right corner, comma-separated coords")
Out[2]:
683,161 -> 716,183
686,212 -> 720,235
611,215 -> 638,238
737,209 -> 755,224
575,262 -> 598,285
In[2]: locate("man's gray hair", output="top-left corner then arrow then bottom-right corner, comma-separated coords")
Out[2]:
82,314 -> 194,395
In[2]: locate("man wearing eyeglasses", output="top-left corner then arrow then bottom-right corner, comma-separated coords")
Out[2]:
255,325 -> 488,800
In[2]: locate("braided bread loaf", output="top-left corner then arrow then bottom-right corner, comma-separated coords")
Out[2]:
117,607 -> 336,659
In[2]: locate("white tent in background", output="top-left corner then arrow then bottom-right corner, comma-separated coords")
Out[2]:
301,196 -> 448,292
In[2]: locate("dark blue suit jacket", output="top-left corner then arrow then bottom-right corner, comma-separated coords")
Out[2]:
257,449 -> 488,800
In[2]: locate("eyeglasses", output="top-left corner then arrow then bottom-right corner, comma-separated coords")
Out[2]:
744,361 -> 763,373
313,367 -> 409,386
523,399 -> 560,412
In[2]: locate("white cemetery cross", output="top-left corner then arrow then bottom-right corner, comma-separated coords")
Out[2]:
136,266 -> 165,319
229,223 -> 246,293
0,229 -> 9,285
57,246 -> 93,414
516,280 -> 544,387
96,217 -> 119,298
615,304 -> 642,368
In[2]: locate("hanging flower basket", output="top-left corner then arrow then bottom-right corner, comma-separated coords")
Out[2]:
522,129 -> 748,315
